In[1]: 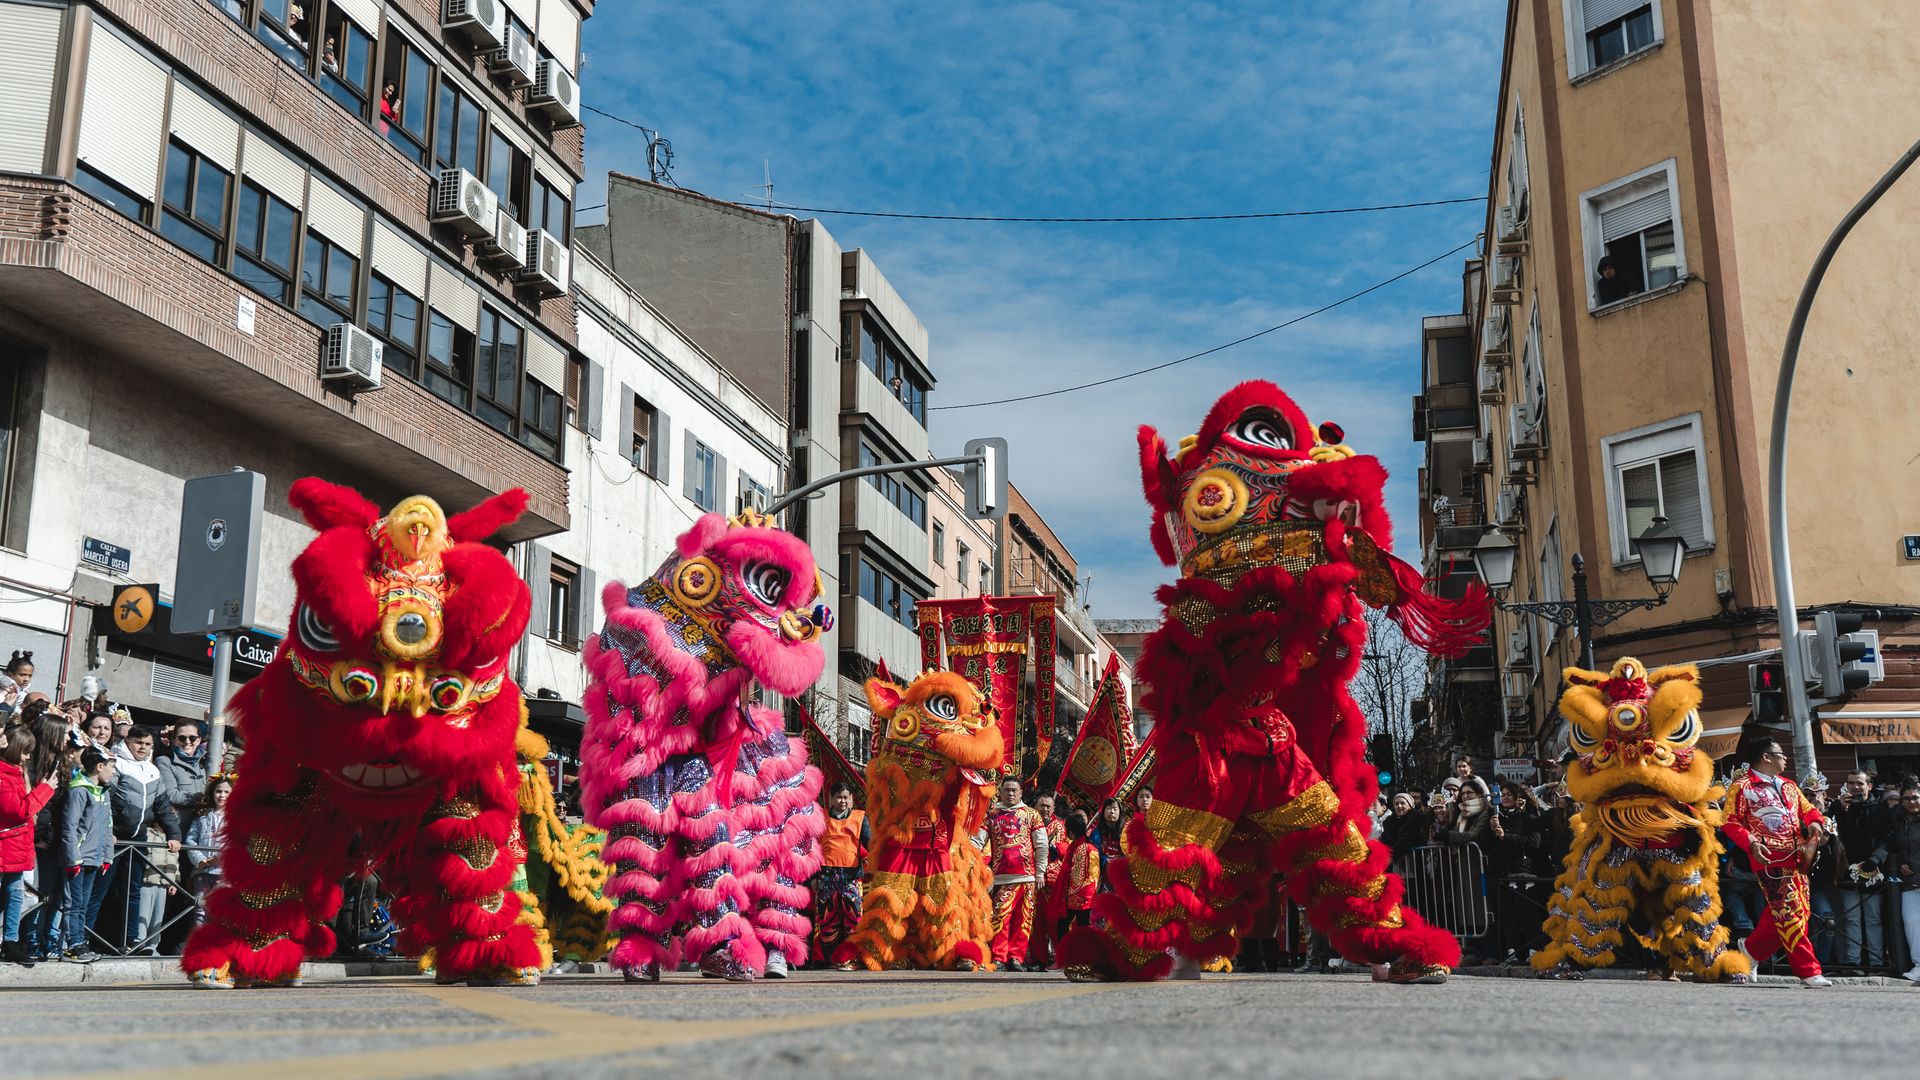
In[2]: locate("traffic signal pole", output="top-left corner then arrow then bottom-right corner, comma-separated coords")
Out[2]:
761,453 -> 986,518
1767,135 -> 1920,771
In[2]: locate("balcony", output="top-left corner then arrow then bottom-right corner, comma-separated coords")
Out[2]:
850,347 -> 930,458
852,481 -> 931,574
1424,383 -> 1477,433
846,596 -> 923,673
1431,499 -> 1485,551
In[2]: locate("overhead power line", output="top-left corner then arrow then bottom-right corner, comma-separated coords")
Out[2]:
931,237 -> 1481,412
759,196 -> 1484,223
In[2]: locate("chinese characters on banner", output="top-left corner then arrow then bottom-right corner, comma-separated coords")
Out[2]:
915,594 -> 1058,781
1058,652 -> 1138,812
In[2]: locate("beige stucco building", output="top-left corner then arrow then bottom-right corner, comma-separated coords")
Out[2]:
1416,1 -> 1920,779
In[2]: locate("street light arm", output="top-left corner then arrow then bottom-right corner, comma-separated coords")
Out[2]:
1492,599 -> 1581,629
763,453 -> 984,517
1770,134 -> 1920,770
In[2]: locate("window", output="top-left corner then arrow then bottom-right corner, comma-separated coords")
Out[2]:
858,557 -> 917,630
932,522 -> 945,566
434,81 -> 483,177
256,0 -> 313,67
298,232 -> 358,327
956,542 -> 970,587
1534,517 -> 1565,671
855,316 -> 930,425
380,35 -> 433,166
424,310 -> 475,407
366,273 -> 422,378
160,140 -> 231,267
213,1 -> 245,23
74,163 -> 148,222
234,180 -> 299,305
546,558 -> 580,648
686,439 -> 721,511
980,562 -> 991,592
320,10 -> 376,117
839,553 -> 853,596
738,474 -> 770,515
486,130 -> 530,221
1566,1 -> 1661,80
630,396 -> 657,472
1601,413 -> 1711,564
1582,160 -> 1683,310
474,307 -> 523,434
520,378 -> 562,460
1506,104 -> 1530,218
857,441 -> 927,527
529,171 -> 570,242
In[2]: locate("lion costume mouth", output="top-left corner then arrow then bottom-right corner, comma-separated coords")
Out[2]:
1593,792 -> 1703,844
326,759 -> 429,793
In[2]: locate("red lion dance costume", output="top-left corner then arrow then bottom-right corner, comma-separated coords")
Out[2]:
1060,381 -> 1490,984
183,480 -> 543,988
581,511 -> 829,983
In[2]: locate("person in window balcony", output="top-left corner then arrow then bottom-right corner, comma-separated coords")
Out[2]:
323,36 -> 339,74
1595,256 -> 1632,304
380,83 -> 399,133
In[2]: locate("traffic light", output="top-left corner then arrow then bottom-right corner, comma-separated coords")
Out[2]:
1749,659 -> 1788,723
1811,611 -> 1879,699
1368,732 -> 1395,787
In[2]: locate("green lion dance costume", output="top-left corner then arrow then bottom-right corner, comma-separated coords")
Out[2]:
510,728 -> 612,969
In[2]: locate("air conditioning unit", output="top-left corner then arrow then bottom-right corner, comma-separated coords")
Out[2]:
1482,308 -> 1512,362
528,58 -> 581,128
1510,400 -> 1545,457
430,168 -> 498,239
1506,629 -> 1534,671
478,208 -> 528,268
442,0 -> 506,52
487,25 -> 537,88
1496,486 -> 1523,528
1477,363 -> 1503,403
1497,204 -> 1529,250
1471,436 -> 1492,471
516,228 -> 569,296
322,323 -> 384,389
1490,255 -> 1521,304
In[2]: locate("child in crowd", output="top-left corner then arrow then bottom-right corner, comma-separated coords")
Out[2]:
1062,812 -> 1099,932
186,775 -> 232,926
61,748 -> 116,962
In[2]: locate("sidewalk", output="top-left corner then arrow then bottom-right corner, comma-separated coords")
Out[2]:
1456,963 -> 1916,987
0,957 -> 616,987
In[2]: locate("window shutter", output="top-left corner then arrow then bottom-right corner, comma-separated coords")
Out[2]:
525,333 -> 566,391
714,450 -> 730,513
584,361 -> 605,440
168,82 -> 241,173
371,222 -> 429,298
503,0 -> 539,27
652,408 -> 672,482
428,263 -> 479,332
575,566 -> 597,646
305,181 -> 365,256
615,383 -> 635,468
1600,188 -> 1670,242
525,544 -> 552,641
537,0 -> 581,70
240,131 -> 307,208
77,27 -> 168,200
1658,453 -> 1707,551
683,431 -> 700,506
1582,0 -> 1647,32
328,0 -> 383,31
0,2 -> 61,175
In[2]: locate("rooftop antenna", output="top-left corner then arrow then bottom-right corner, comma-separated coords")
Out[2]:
743,159 -> 775,211
645,130 -> 676,186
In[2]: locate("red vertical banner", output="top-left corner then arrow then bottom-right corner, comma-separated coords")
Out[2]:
1028,603 -> 1058,776
797,701 -> 865,803
913,595 -> 1055,777
1058,654 -> 1134,811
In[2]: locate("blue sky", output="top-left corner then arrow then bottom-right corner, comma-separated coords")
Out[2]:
578,1 -> 1507,619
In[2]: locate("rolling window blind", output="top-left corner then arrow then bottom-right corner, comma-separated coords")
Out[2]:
168,82 -> 240,172
370,222 -> 429,298
429,263 -> 479,332
305,181 -> 366,255
77,28 -> 169,199
0,3 -> 63,175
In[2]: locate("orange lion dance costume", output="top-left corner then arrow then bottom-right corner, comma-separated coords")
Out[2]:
183,480 -> 543,988
1060,380 -> 1491,983
836,670 -> 1004,971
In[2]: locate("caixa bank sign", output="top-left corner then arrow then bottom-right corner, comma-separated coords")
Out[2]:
102,596 -> 282,679
226,630 -> 282,673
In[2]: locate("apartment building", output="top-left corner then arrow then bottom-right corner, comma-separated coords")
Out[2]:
1414,1 -> 1920,777
0,0 -> 590,722
928,464 -> 995,601
576,177 -> 938,765
514,246 -> 787,768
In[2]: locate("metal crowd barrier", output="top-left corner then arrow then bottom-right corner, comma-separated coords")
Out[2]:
17,839 -> 217,958
1400,842 -> 1492,943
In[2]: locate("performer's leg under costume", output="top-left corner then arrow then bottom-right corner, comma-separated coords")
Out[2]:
1646,858 -> 1743,980
1063,722 -> 1454,980
1533,835 -> 1629,971
1746,871 -> 1821,979
839,848 -> 990,971
806,866 -> 862,966
389,787 -> 543,982
991,882 -> 1035,965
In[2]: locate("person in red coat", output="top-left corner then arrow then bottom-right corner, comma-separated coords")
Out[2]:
1723,739 -> 1831,987
2,725 -> 61,966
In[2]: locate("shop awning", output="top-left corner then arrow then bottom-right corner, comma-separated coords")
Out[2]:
1695,705 -> 1754,762
1817,702 -> 1920,745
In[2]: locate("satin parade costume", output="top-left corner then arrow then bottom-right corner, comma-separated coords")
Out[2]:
580,511 -> 830,982
1723,768 -> 1826,980
1059,381 -> 1490,983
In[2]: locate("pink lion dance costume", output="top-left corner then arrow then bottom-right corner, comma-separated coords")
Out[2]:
581,510 -> 831,982
1059,381 -> 1491,984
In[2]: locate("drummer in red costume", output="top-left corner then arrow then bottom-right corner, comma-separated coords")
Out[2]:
1723,738 -> 1832,988
986,777 -> 1050,970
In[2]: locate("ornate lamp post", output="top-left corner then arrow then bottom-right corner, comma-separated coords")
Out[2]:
1470,516 -> 1687,670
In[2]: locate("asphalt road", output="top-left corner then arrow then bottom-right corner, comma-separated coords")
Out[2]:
2,969 -> 1916,1079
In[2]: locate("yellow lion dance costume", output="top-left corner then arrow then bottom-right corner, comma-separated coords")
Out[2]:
835,670 -> 1004,971
1532,658 -> 1749,982
510,728 -> 613,969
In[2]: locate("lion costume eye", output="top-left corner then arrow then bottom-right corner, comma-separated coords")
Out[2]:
742,561 -> 790,607
1229,411 -> 1293,451
925,694 -> 960,721
1570,723 -> 1600,750
1667,708 -> 1700,746
297,605 -> 339,654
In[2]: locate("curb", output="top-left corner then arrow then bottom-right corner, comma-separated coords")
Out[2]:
1454,964 -> 1915,987
0,958 -> 618,988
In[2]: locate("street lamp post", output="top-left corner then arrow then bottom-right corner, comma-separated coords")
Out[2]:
1471,516 -> 1687,670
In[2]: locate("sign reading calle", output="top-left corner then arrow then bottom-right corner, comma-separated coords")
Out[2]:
81,537 -> 133,576
1903,535 -> 1920,561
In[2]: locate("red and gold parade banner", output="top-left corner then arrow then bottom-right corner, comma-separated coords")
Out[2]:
914,594 -> 1057,780
797,701 -> 866,803
1059,653 -> 1137,812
